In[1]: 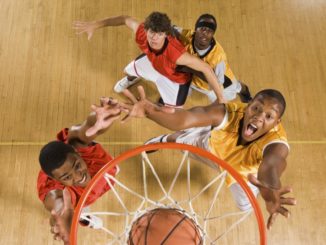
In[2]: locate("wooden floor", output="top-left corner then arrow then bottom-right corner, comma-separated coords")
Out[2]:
0,0 -> 326,244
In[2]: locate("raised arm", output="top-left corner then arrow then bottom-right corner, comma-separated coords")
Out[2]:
121,86 -> 226,131
176,52 -> 226,104
248,143 -> 296,229
73,15 -> 140,40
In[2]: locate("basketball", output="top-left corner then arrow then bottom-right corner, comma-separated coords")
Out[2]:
128,208 -> 202,245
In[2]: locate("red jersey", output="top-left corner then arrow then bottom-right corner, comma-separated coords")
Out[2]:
135,23 -> 191,84
37,128 -> 117,207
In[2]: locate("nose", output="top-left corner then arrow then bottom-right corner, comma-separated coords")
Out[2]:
254,111 -> 265,122
72,171 -> 83,184
151,33 -> 160,40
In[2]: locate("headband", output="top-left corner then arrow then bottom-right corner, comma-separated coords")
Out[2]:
195,21 -> 217,32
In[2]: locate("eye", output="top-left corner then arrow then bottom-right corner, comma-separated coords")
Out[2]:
75,162 -> 81,170
62,175 -> 72,181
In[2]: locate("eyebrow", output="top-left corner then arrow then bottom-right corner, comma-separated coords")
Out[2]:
59,159 -> 77,179
255,98 -> 280,114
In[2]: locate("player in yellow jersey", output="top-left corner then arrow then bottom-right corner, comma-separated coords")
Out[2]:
175,13 -> 252,103
92,86 -> 296,229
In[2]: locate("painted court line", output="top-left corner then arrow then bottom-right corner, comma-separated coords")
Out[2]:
0,141 -> 325,146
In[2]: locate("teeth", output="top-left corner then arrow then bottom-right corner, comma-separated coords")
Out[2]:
250,123 -> 257,129
79,174 -> 86,184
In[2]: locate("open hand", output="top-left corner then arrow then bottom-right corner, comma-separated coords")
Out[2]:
248,174 -> 296,229
50,188 -> 74,244
120,86 -> 175,123
73,21 -> 99,40
85,97 -> 121,137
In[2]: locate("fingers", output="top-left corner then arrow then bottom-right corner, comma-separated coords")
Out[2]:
247,174 -> 265,188
280,196 -> 297,206
122,89 -> 138,104
62,188 -> 72,211
137,86 -> 146,100
267,212 -> 278,230
279,186 -> 293,195
100,97 -> 118,106
87,32 -> 93,41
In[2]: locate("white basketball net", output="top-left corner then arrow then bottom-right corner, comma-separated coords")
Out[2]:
79,149 -> 255,245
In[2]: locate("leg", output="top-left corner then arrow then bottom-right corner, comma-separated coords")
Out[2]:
229,181 -> 260,211
114,54 -> 160,93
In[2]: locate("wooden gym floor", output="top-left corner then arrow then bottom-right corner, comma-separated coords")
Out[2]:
0,0 -> 325,244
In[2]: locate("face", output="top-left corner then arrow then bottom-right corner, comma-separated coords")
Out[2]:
51,153 -> 91,188
194,18 -> 215,50
241,96 -> 282,143
146,28 -> 167,50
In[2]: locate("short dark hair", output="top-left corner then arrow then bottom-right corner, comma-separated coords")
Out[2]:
39,141 -> 76,177
144,12 -> 172,35
253,89 -> 286,117
195,13 -> 217,31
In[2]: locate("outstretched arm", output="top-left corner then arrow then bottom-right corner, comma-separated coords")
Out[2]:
73,15 -> 140,40
121,86 -> 226,131
49,189 -> 73,244
176,52 -> 226,104
67,97 -> 121,147
248,143 -> 296,229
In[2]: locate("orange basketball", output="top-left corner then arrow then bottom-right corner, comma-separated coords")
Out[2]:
128,208 -> 202,245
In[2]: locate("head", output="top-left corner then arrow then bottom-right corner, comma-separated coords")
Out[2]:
39,141 -> 91,188
144,12 -> 172,50
242,89 -> 286,143
194,14 -> 217,50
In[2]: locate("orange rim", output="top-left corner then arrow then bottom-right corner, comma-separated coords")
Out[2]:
70,142 -> 266,245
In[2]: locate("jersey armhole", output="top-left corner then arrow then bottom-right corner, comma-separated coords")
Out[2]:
212,109 -> 228,130
262,140 -> 290,155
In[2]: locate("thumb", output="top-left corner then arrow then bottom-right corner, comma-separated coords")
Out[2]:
90,104 -> 97,111
62,188 -> 73,211
85,124 -> 99,137
87,32 -> 93,41
247,174 -> 264,188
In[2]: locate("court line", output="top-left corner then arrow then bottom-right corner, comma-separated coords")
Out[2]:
0,141 -> 325,146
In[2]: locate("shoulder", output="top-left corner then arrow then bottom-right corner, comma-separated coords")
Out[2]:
135,23 -> 147,43
217,102 -> 246,129
260,123 -> 289,154
167,35 -> 186,53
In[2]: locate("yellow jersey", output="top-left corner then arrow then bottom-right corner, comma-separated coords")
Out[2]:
208,102 -> 289,186
179,29 -> 237,91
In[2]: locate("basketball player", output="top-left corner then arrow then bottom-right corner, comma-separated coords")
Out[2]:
73,12 -> 226,107
92,86 -> 296,229
37,98 -> 121,243
175,13 -> 252,103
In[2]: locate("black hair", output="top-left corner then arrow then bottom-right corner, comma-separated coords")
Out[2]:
195,13 -> 217,31
144,12 -> 172,35
253,89 -> 286,117
39,141 -> 76,177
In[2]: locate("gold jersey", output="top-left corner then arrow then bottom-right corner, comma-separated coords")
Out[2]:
208,102 -> 289,186
179,29 -> 237,90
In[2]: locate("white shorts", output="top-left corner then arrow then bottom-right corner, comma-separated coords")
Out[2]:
174,126 -> 260,211
123,54 -> 190,107
191,81 -> 242,102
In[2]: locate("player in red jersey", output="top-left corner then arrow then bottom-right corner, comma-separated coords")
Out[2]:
73,12 -> 225,107
37,97 -> 121,244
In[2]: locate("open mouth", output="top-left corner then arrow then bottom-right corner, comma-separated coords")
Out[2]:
78,173 -> 87,185
244,123 -> 258,137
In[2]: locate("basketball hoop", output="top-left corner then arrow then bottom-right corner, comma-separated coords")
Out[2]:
70,143 -> 266,244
